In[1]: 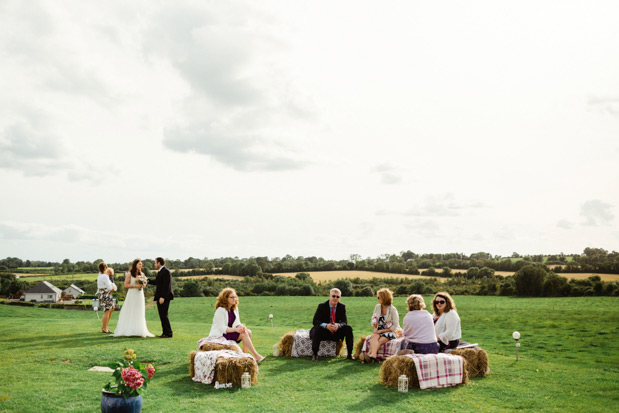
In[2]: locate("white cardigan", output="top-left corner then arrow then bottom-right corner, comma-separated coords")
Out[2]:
371,304 -> 400,331
209,306 -> 241,337
434,310 -> 461,344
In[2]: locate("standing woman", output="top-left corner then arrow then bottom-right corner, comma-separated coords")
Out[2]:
432,292 -> 461,352
97,262 -> 116,333
112,259 -> 154,337
367,288 -> 400,362
209,288 -> 265,362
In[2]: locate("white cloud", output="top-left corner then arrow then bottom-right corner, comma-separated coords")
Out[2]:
580,200 -> 615,226
557,219 -> 575,230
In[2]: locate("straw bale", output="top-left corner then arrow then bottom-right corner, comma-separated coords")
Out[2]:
189,351 -> 197,378
380,355 -> 469,389
199,342 -> 240,352
450,348 -> 489,377
335,340 -> 344,356
353,335 -> 371,363
215,356 -> 258,386
278,330 -> 296,357
380,356 -> 420,389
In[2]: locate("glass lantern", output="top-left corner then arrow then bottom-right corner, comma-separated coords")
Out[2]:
398,374 -> 409,392
273,343 -> 280,357
241,372 -> 251,388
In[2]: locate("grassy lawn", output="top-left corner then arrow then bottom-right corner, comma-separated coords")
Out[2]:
1,296 -> 618,412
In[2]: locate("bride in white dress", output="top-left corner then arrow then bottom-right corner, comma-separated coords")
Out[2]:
112,259 -> 154,338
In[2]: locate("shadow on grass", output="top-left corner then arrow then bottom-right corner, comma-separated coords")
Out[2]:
0,331 -> 159,350
344,381 -> 462,410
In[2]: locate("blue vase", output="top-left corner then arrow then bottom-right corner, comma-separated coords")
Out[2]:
101,390 -> 142,413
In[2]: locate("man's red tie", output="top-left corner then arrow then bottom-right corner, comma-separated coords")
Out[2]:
331,307 -> 336,324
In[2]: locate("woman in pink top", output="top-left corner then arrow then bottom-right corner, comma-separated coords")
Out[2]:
401,294 -> 439,354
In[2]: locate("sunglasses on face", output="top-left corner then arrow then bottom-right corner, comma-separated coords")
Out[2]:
435,300 -> 446,304
331,295 -> 340,298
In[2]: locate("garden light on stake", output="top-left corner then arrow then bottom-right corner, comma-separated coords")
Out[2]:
269,313 -> 273,327
92,298 -> 99,320
512,331 -> 521,360
272,343 -> 279,357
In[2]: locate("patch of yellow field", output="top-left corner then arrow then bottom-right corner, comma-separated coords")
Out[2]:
273,270 -> 447,282
177,274 -> 243,281
559,273 -> 619,282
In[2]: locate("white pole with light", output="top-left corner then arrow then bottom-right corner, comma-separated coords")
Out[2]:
512,331 -> 521,360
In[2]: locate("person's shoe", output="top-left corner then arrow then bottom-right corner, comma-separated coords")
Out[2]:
311,354 -> 318,361
347,354 -> 356,361
257,356 -> 266,363
159,334 -> 171,338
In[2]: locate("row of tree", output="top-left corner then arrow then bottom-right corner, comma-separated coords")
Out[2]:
2,247 -> 618,276
2,264 -> 617,300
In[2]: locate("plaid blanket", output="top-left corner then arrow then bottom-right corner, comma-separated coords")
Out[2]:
361,337 -> 405,359
291,329 -> 337,357
197,336 -> 241,352
404,353 -> 464,390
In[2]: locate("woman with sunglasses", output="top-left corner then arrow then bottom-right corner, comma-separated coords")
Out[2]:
366,288 -> 400,362
432,292 -> 461,352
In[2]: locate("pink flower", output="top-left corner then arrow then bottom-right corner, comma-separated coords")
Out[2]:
146,364 -> 155,380
121,367 -> 144,390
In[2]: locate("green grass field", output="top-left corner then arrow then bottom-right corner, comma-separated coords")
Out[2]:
1,296 -> 618,412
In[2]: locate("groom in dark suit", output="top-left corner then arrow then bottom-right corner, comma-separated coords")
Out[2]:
310,288 -> 355,361
148,257 -> 174,338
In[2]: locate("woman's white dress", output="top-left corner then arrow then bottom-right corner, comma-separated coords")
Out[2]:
112,275 -> 154,337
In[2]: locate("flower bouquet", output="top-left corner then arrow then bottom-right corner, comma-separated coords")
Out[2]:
103,349 -> 156,398
136,274 -> 148,287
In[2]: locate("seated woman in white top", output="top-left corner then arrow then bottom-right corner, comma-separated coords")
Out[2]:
209,288 -> 265,362
401,294 -> 439,354
432,292 -> 461,352
367,288 -> 400,362
96,262 -> 117,334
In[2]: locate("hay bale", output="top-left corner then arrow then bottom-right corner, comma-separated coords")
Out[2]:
336,340 -> 344,356
215,356 -> 258,386
450,348 -> 489,378
278,330 -> 296,357
353,335 -> 371,363
189,351 -> 197,378
380,356 -> 420,389
380,355 -> 469,389
199,341 -> 240,352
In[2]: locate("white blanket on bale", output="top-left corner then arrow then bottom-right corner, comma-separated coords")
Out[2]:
404,353 -> 464,390
192,350 -> 253,385
197,336 -> 241,351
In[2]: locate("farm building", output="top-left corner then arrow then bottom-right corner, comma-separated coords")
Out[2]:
24,281 -> 62,303
62,284 -> 85,299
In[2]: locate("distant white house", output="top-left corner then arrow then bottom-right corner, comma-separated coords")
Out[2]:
62,284 -> 85,299
24,281 -> 62,303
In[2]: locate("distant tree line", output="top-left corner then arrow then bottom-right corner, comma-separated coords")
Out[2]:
1,248 -> 618,299
2,247 -> 618,276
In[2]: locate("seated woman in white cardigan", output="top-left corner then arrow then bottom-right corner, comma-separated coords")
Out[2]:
431,292 -> 461,352
209,288 -> 265,362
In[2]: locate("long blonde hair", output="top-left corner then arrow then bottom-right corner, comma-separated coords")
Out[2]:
215,288 -> 237,311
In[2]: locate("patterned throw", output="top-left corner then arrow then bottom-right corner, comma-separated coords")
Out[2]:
192,350 -> 253,385
361,337 -> 405,359
403,353 -> 464,389
291,329 -> 337,357
197,336 -> 242,352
